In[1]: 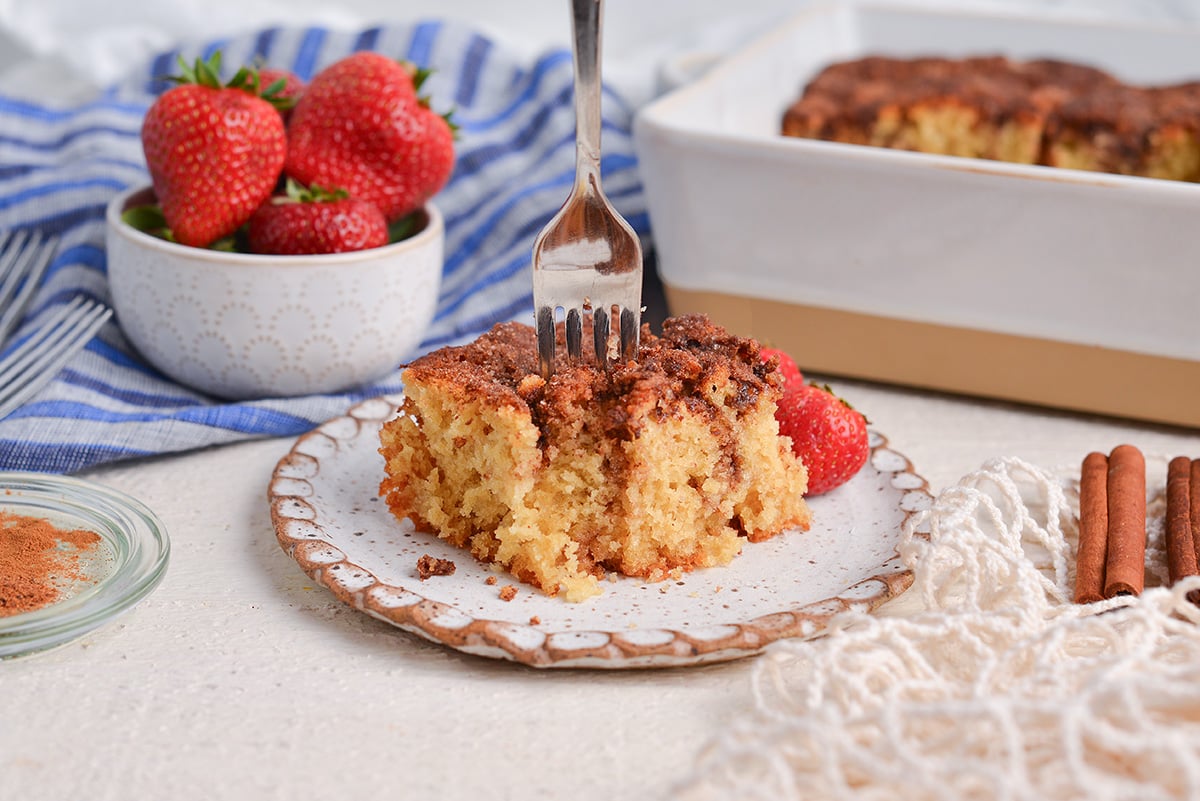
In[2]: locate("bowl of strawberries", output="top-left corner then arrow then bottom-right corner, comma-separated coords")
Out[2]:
105,51 -> 455,400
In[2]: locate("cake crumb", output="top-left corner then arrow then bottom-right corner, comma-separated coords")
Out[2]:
499,584 -> 518,601
529,616 -> 541,625
485,575 -> 498,586
516,374 -> 545,399
416,554 -> 456,581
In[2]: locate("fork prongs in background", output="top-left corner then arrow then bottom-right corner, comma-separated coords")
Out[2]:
0,230 -> 60,346
0,296 -> 112,420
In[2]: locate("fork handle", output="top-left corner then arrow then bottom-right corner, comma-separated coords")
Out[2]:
571,0 -> 604,192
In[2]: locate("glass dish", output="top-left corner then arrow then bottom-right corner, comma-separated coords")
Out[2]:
0,471 -> 170,659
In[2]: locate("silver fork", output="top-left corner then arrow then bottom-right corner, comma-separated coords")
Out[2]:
532,0 -> 643,379
0,230 -> 59,346
0,296 -> 113,420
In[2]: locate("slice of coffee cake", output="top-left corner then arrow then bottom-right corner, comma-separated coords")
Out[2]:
378,315 -> 810,601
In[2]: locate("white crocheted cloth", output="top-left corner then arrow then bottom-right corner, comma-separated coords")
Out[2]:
679,457 -> 1200,801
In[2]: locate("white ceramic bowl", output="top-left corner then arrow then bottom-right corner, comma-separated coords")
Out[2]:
105,185 -> 443,400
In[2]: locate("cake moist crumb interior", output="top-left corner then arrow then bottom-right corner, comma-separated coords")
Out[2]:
378,314 -> 810,601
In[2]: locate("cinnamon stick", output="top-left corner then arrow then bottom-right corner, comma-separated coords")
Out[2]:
1074,450 -> 1109,604
1103,444 -> 1146,598
1166,456 -> 1198,584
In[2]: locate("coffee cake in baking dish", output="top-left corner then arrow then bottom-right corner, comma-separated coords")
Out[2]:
782,55 -> 1200,181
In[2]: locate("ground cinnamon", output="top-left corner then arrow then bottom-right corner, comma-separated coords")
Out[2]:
1103,444 -> 1146,598
0,510 -> 101,617
1074,451 -> 1109,604
1166,456 -> 1198,584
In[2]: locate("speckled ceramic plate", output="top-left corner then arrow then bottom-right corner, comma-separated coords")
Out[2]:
269,395 -> 932,669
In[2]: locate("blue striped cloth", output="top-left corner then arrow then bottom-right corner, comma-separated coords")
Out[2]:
0,21 -> 649,474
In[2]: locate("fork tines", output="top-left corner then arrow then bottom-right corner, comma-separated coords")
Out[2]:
0,296 -> 112,420
536,301 -> 638,380
537,293 -> 643,378
592,303 -> 639,365
0,230 -> 60,346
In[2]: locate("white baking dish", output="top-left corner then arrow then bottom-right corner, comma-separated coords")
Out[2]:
633,2 -> 1200,426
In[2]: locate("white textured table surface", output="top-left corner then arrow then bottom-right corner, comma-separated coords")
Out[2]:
4,378 -> 1199,800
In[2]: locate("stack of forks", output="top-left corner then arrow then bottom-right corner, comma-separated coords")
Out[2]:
0,231 -> 111,420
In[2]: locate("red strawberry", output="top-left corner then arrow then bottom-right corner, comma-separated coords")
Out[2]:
776,383 -> 869,495
760,346 -> 804,391
247,180 -> 388,255
256,67 -> 306,118
284,52 -> 455,222
141,53 -> 287,247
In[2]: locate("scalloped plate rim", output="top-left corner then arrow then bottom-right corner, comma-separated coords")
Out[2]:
268,394 -> 932,669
